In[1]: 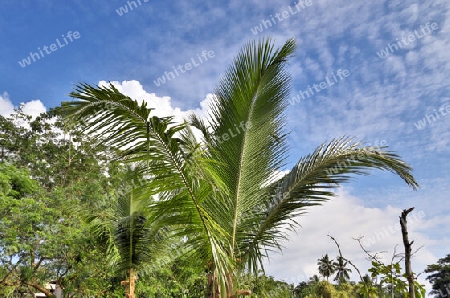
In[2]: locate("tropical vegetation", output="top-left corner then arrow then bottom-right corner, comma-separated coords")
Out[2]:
0,38 -> 434,297
59,38 -> 420,297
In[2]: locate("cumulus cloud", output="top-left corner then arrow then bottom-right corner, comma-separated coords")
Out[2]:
0,92 -> 14,116
100,80 -> 213,123
21,100 -> 47,119
0,92 -> 46,118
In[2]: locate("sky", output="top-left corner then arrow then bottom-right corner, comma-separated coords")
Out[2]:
1,0 -> 449,293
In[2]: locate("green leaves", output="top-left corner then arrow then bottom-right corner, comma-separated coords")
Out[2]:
317,254 -> 336,280
206,38 -> 296,252
368,260 -> 426,297
240,137 -> 418,273
0,164 -> 101,294
425,254 -> 450,297
0,163 -> 38,199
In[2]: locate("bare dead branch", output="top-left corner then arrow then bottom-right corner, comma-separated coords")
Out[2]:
328,234 -> 363,281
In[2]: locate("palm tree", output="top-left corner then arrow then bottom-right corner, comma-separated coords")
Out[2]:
333,256 -> 352,284
86,167 -> 167,298
357,274 -> 378,297
309,274 -> 320,285
60,38 -> 418,297
318,254 -> 335,281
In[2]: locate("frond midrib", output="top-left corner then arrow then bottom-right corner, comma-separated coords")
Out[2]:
231,91 -> 258,252
151,127 -> 210,236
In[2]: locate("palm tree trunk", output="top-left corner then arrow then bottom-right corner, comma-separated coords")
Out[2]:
206,269 -> 252,298
207,269 -> 219,298
226,272 -> 234,298
121,268 -> 136,298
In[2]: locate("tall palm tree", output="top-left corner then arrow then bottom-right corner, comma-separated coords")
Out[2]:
333,256 -> 352,284
60,38 -> 418,297
318,254 -> 335,281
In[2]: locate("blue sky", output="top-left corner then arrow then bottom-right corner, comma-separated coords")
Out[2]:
1,0 -> 449,292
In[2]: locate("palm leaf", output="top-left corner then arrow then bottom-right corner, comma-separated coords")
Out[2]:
203,38 -> 296,257
241,137 -> 418,272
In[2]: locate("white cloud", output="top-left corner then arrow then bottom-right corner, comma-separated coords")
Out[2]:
0,92 -> 46,118
100,80 -> 213,123
21,100 -> 47,119
0,92 -> 14,116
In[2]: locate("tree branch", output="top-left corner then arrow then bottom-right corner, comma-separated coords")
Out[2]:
27,282 -> 56,298
328,234 -> 363,281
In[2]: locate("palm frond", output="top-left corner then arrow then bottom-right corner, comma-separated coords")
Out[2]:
241,137 -> 418,272
204,38 -> 297,254
189,113 -> 212,144
62,83 -> 155,157
113,191 -> 167,272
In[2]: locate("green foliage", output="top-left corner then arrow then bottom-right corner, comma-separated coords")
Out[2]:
0,163 -> 37,198
0,107 -> 108,191
237,271 -> 293,298
425,254 -> 450,297
294,281 -> 315,297
368,260 -> 426,297
312,280 -> 337,298
0,112 -> 122,296
353,274 -> 378,298
333,256 -> 352,284
318,254 -> 335,281
369,261 -> 406,292
0,164 -> 118,296
134,264 -> 207,297
303,280 -> 356,298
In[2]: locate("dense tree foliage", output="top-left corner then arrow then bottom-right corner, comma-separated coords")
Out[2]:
0,109 -> 121,296
425,254 -> 450,297
0,161 -> 116,296
0,110 -> 212,297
